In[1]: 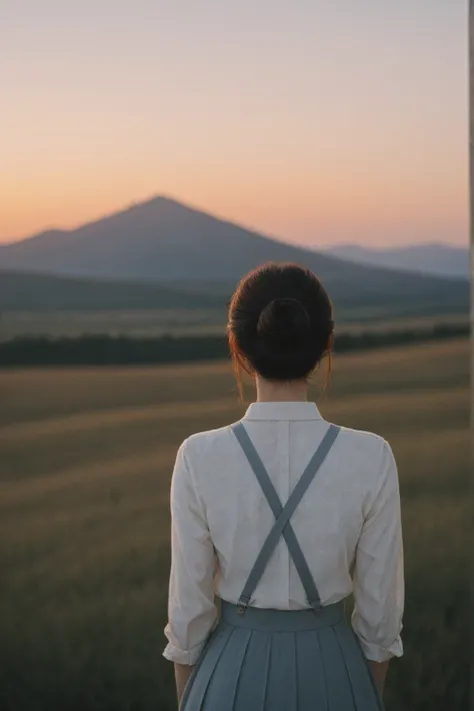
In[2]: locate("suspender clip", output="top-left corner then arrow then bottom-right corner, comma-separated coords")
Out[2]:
309,600 -> 323,615
237,595 -> 250,616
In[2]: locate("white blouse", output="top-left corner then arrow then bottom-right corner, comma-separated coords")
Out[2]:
163,401 -> 404,665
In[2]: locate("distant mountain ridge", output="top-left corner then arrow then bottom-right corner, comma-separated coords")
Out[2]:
0,196 -> 469,316
0,196 -> 393,283
323,243 -> 469,279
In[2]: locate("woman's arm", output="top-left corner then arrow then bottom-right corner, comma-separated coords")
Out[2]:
174,663 -> 195,706
163,441 -> 218,702
368,660 -> 389,696
352,439 -> 404,692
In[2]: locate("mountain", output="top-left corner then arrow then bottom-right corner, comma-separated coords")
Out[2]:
0,196 -> 469,315
0,270 -> 224,311
323,243 -> 469,279
0,196 -> 464,283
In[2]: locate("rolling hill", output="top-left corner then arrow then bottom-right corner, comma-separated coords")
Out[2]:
324,243 -> 469,279
0,270 -> 224,312
0,196 -> 469,315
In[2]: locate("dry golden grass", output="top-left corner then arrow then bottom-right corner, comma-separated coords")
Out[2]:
2,309 -> 466,341
0,338 -> 469,711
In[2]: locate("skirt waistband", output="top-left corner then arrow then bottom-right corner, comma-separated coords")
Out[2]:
219,599 -> 346,632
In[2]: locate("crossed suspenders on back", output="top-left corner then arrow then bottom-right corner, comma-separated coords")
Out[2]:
231,422 -> 340,616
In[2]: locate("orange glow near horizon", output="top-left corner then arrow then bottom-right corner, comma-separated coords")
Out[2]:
1,1 -> 468,248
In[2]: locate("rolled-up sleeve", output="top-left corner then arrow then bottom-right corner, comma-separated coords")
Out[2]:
163,440 -> 218,665
352,439 -> 404,662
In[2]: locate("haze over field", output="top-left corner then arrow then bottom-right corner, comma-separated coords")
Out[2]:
323,243 -> 469,279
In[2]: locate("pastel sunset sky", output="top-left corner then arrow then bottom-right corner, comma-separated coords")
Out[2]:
2,0 -> 468,247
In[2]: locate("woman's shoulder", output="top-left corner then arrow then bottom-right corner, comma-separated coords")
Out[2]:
329,421 -> 395,473
334,422 -> 390,449
178,424 -> 236,460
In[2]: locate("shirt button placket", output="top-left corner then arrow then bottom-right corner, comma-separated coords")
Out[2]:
283,419 -> 291,604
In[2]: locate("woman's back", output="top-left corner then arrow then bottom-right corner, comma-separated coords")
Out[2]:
164,262 -> 404,710
166,401 -> 403,663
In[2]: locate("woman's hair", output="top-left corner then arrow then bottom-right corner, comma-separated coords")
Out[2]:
227,262 -> 334,391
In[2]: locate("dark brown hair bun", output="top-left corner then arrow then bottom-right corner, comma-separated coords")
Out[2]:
256,297 -> 311,348
228,262 -> 334,382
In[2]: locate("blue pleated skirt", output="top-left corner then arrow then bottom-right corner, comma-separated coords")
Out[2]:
180,599 -> 385,711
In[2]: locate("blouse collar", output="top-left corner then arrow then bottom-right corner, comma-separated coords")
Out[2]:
243,401 -> 323,422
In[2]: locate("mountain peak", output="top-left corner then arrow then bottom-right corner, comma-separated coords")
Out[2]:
0,197 -> 469,290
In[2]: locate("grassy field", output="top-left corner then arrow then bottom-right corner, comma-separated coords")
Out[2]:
1,309 -> 468,340
0,338 -> 469,711
0,309 -> 227,341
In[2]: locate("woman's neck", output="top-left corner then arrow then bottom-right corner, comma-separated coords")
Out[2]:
255,376 -> 308,403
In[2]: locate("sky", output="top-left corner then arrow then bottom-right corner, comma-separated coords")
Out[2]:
1,0 -> 468,248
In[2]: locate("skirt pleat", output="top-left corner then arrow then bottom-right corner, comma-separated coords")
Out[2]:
232,629 -> 272,710
181,600 -> 385,711
264,631 -> 298,710
317,626 -> 359,710
332,623 -> 385,711
180,623 -> 234,711
200,627 -> 252,710
295,630 -> 329,711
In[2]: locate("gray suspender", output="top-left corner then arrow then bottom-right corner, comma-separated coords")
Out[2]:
231,422 -> 340,615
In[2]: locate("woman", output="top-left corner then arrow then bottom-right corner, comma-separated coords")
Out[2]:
164,262 -> 404,710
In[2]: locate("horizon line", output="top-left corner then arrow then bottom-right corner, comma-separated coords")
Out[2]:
0,193 -> 469,250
